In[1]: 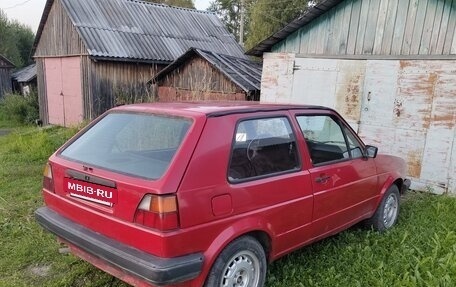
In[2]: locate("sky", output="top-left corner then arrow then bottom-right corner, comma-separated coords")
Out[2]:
0,0 -> 212,33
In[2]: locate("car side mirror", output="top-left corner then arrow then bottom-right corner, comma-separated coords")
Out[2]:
365,145 -> 378,158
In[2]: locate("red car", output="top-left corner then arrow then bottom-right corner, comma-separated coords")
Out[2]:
36,102 -> 410,287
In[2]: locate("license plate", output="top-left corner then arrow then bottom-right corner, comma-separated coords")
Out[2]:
64,178 -> 117,206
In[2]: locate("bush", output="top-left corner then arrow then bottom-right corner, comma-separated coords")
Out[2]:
0,89 -> 39,124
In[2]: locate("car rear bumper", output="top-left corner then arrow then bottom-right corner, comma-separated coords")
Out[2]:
35,207 -> 204,286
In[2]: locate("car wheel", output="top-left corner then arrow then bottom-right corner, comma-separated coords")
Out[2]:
365,185 -> 400,232
205,236 -> 267,287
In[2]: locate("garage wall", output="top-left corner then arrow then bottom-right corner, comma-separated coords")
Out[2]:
273,0 -> 456,57
261,53 -> 456,194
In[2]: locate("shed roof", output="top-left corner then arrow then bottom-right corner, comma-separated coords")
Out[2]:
0,55 -> 15,68
152,48 -> 262,92
246,0 -> 343,56
33,0 -> 246,63
11,64 -> 37,83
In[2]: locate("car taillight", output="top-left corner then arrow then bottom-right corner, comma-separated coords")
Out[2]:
134,194 -> 179,231
43,162 -> 54,192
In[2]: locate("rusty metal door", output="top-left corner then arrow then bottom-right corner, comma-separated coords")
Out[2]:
415,61 -> 456,193
358,60 -> 456,194
261,54 -> 456,193
290,58 -> 339,107
358,60 -> 429,189
45,57 -> 83,126
289,58 -> 365,131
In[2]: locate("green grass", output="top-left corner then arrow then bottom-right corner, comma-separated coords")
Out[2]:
0,111 -> 455,287
266,193 -> 456,287
0,114 -> 128,287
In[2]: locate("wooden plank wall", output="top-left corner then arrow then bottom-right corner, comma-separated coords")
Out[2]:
88,61 -> 160,118
33,0 -> 86,124
34,0 -> 87,57
35,59 -> 48,124
274,0 -> 456,56
158,87 -> 246,102
0,68 -> 12,98
158,57 -> 243,96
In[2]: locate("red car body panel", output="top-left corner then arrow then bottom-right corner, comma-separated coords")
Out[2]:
36,102 -> 409,287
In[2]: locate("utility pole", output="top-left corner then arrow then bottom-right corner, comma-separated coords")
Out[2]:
239,0 -> 245,47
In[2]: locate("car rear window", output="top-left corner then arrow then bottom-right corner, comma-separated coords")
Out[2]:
60,113 -> 192,180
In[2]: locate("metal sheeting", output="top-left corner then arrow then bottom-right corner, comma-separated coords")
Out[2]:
153,48 -> 262,92
11,64 -> 37,83
261,54 -> 456,194
197,49 -> 262,92
60,0 -> 246,62
0,55 -> 15,68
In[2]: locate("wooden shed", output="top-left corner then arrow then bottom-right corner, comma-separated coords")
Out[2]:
32,0 -> 246,127
0,55 -> 15,98
152,48 -> 262,101
247,0 -> 456,194
12,63 -> 37,95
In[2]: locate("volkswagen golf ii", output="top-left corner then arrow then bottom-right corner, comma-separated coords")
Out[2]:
36,102 -> 410,287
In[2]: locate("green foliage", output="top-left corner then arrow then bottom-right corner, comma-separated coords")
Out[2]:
208,0 -> 321,50
0,91 -> 39,125
0,9 -> 35,67
114,84 -> 155,106
208,0 -> 254,44
0,123 -> 104,287
245,0 -> 310,50
266,193 -> 456,287
143,0 -> 195,9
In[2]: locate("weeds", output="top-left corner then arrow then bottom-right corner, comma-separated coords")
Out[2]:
266,193 -> 456,287
0,90 -> 39,125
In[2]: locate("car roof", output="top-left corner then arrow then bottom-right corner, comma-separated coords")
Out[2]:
112,101 -> 332,117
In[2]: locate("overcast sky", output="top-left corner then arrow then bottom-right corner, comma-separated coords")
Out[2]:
0,0 -> 212,33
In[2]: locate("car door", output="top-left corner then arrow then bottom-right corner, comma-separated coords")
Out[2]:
293,111 -> 379,240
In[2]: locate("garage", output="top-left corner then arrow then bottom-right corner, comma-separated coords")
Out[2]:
248,0 -> 456,193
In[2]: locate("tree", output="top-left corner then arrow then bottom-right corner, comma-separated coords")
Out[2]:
208,0 -> 254,46
10,22 -> 35,66
245,0 -> 310,50
0,9 -> 35,67
144,0 -> 195,9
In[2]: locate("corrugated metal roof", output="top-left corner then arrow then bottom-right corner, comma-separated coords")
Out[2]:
33,0 -> 246,63
11,64 -> 37,83
246,0 -> 344,56
152,48 -> 262,92
0,54 -> 15,68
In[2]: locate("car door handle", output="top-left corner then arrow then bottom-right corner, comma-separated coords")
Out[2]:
315,175 -> 331,183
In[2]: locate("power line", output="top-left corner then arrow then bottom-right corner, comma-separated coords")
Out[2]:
3,0 -> 34,10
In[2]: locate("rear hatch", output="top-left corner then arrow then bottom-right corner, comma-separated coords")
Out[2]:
43,110 -> 204,256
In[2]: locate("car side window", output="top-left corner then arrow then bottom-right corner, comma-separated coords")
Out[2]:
343,126 -> 363,159
228,117 -> 300,181
296,115 -> 362,165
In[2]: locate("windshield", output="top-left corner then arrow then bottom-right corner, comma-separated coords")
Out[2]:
60,112 -> 192,180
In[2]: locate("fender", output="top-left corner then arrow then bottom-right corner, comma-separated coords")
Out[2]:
374,172 -> 403,208
191,215 -> 274,287
371,154 -> 407,210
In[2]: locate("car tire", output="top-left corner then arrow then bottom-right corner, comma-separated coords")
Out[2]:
204,236 -> 267,287
365,185 -> 400,232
